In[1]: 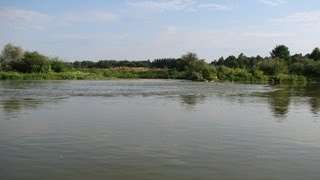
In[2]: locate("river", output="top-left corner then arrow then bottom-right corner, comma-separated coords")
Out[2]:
0,80 -> 320,179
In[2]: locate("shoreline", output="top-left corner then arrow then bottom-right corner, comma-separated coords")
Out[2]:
0,70 -> 312,84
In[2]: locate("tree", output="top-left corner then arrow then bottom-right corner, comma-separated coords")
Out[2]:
50,57 -> 72,72
224,55 -> 238,68
309,47 -> 320,61
257,58 -> 288,75
0,43 -> 24,70
181,52 -> 199,70
180,52 -> 217,81
270,45 -> 290,62
12,51 -> 50,73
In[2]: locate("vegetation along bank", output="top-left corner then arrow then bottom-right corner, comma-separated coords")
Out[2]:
1,43 -> 320,83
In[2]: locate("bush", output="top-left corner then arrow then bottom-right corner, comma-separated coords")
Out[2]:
12,51 -> 50,73
289,62 -> 305,75
257,58 -> 288,75
217,66 -> 268,82
270,74 -> 307,84
50,58 -> 72,72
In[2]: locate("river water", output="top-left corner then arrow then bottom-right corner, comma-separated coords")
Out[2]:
0,80 -> 320,179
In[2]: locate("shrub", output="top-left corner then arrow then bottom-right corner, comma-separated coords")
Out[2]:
12,51 -> 50,73
257,58 -> 288,75
50,58 -> 72,72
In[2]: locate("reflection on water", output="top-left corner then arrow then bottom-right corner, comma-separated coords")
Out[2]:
306,84 -> 320,115
245,83 -> 320,118
310,97 -> 320,115
179,95 -> 206,110
1,99 -> 44,112
1,98 -> 64,120
267,88 -> 291,118
1,81 -> 320,118
1,80 -> 320,179
2,99 -> 24,113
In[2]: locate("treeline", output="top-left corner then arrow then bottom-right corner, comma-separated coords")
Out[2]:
71,54 -> 215,81
0,44 -> 72,73
0,43 -> 320,82
0,43 -> 216,81
72,58 -> 184,70
212,45 -> 320,82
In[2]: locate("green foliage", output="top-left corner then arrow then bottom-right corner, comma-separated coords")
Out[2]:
270,74 -> 307,84
73,60 -> 152,69
304,60 -> 320,78
270,45 -> 290,62
212,55 -> 263,70
217,66 -> 268,82
12,51 -> 50,73
0,71 -> 104,80
77,68 -> 186,80
289,62 -> 305,75
0,43 -> 24,71
1,43 -> 320,83
50,57 -> 72,72
152,58 -> 184,70
181,52 -> 217,81
309,47 -> 320,61
181,52 -> 198,69
223,55 -> 238,68
257,58 -> 288,75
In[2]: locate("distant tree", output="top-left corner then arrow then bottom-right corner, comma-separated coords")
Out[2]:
237,53 -> 247,68
270,45 -> 290,62
224,55 -> 238,68
309,47 -> 320,61
180,52 -> 217,81
181,52 -> 199,70
78,61 -> 95,68
257,58 -> 288,75
0,43 -> 24,71
49,57 -> 72,72
152,58 -> 182,70
73,61 -> 81,68
12,51 -> 50,73
212,56 -> 224,66
304,61 -> 320,77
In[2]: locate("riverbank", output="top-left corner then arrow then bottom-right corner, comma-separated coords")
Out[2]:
0,68 -> 309,84
0,69 -> 186,80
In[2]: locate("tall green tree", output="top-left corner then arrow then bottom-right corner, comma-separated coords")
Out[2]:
49,57 -> 72,72
0,43 -> 24,71
257,58 -> 288,75
181,52 -> 217,81
12,51 -> 50,73
181,52 -> 199,70
270,45 -> 290,62
309,47 -> 320,61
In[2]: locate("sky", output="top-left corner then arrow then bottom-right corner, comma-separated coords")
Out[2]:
1,0 -> 320,62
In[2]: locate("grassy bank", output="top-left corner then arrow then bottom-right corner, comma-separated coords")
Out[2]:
1,44 -> 319,84
0,68 -> 309,84
79,68 -> 186,79
0,68 -> 186,80
0,71 -> 103,80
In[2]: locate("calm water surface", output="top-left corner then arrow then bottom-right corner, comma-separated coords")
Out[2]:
0,80 -> 320,179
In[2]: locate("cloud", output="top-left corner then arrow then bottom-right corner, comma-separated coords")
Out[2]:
241,31 -> 292,38
127,0 -> 196,11
272,11 -> 320,24
198,4 -> 232,11
0,7 -> 54,30
64,11 -> 119,23
0,7 -> 120,31
128,0 -> 231,11
259,0 -> 286,6
165,25 -> 177,35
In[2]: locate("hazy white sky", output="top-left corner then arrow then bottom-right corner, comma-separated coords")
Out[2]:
1,0 -> 320,61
